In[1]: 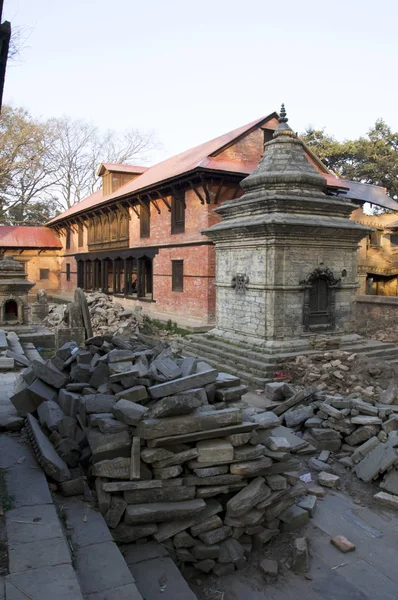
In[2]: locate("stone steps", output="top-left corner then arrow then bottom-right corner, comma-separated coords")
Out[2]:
180,335 -> 398,388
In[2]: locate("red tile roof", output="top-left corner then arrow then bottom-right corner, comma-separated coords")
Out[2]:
0,226 -> 62,249
47,114 -> 278,225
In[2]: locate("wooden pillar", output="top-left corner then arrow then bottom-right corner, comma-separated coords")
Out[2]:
137,258 -> 143,298
83,261 -> 88,290
104,260 -> 109,293
123,259 -> 128,296
112,259 -> 116,294
93,261 -> 97,290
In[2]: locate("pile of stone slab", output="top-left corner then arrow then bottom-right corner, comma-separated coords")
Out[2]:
278,350 -> 398,401
12,335 -> 317,576
267,379 -> 398,507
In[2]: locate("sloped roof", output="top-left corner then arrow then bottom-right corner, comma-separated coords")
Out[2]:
47,113 -> 278,225
0,226 -> 62,249
97,163 -> 148,176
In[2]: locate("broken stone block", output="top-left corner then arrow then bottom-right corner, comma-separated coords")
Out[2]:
173,531 -> 197,548
57,389 -> 80,417
293,537 -> 309,573
141,447 -> 174,464
260,558 -> 278,577
148,369 -> 218,399
259,425 -> 309,452
265,381 -> 293,402
330,535 -> 356,552
383,416 -> 398,434
266,475 -> 287,491
380,469 -> 398,495
308,457 -> 335,473
31,359 -> 68,389
351,436 -> 380,464
125,499 -> 206,524
351,415 -> 382,426
230,457 -> 272,476
190,515 -> 223,537
285,405 -> 314,428
318,472 -> 341,488
95,478 -> 111,514
89,362 -> 109,389
215,385 -> 248,402
105,496 -> 127,528
115,385 -> 148,404
227,477 -> 270,517
297,495 -> 317,517
194,559 -> 215,573
136,408 -> 241,440
252,528 -> 279,549
279,505 -> 309,531
148,388 -> 208,419
199,526 -> 232,545
54,438 -> 81,467
234,444 -> 264,462
108,361 -> 134,376
307,485 -> 326,497
88,430 -> 131,463
192,544 -> 220,560
194,466 -> 229,477
129,436 -> 141,481
91,457 -> 132,479
111,522 -> 158,543
265,436 -> 291,452
225,432 -> 252,446
180,357 -> 198,378
153,465 -> 183,480
252,412 -> 281,429
58,477 -> 86,497
25,414 -> 71,482
355,443 -> 398,483
218,538 -> 245,564
37,400 -> 64,431
57,416 -> 77,438
197,438 -> 234,463
380,382 -> 398,405
345,425 -> 379,446
71,363 -> 92,383
90,414 -> 129,434
112,399 -> 147,426
152,448 -> 198,470
85,394 -> 117,414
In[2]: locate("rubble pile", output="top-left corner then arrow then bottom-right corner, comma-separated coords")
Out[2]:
268,378 -> 398,504
10,335 -> 318,576
44,293 -> 145,337
278,350 -> 398,401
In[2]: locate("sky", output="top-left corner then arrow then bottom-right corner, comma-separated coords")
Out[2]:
3,0 -> 398,165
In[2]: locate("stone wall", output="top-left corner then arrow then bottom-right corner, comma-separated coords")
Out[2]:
356,295 -> 398,336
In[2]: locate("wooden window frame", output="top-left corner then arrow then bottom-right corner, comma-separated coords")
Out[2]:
40,268 -> 50,280
172,260 -> 184,292
171,191 -> 185,234
66,263 -> 71,282
66,229 -> 71,249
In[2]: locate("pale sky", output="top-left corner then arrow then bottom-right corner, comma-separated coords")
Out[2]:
3,0 -> 398,164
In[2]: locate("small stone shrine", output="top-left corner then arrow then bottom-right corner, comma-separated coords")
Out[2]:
204,106 -> 372,351
0,255 -> 35,324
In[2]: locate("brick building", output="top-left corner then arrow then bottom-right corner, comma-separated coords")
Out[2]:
44,113 -> 398,328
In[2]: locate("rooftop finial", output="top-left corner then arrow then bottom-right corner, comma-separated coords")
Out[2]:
279,104 -> 288,123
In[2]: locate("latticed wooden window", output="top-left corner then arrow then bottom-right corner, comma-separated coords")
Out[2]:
171,191 -> 185,234
172,260 -> 184,292
140,203 -> 150,238
78,223 -> 84,247
309,278 -> 328,313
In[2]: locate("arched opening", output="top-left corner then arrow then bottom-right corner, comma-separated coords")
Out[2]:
302,267 -> 340,332
4,300 -> 18,322
308,277 -> 330,327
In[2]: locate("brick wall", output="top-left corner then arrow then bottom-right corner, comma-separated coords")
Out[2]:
356,295 -> 398,335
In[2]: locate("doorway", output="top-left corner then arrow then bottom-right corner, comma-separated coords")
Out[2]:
4,299 -> 18,322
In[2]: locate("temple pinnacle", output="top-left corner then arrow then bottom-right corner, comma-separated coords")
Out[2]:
279,103 -> 288,123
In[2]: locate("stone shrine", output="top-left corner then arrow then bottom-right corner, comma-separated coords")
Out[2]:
204,106 -> 372,351
0,255 -> 35,324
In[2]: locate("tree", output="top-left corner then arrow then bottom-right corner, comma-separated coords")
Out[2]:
301,120 -> 398,200
49,118 -> 157,209
0,105 -> 158,224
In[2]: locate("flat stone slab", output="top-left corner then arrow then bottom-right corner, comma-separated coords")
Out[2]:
129,556 -> 197,600
148,388 -> 208,419
5,564 -> 84,600
355,443 -> 398,483
62,498 -> 113,548
125,499 -> 206,524
137,408 -> 241,440
76,541 -> 135,595
86,584 -> 143,600
148,369 -> 217,399
380,469 -> 398,495
26,414 -> 71,482
146,422 -> 257,448
8,536 -> 71,573
6,504 -> 64,545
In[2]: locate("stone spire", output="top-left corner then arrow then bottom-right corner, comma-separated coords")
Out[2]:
240,102 -> 326,196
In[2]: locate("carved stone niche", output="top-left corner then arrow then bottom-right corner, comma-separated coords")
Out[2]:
0,256 -> 35,325
300,267 -> 341,332
232,273 -> 249,295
